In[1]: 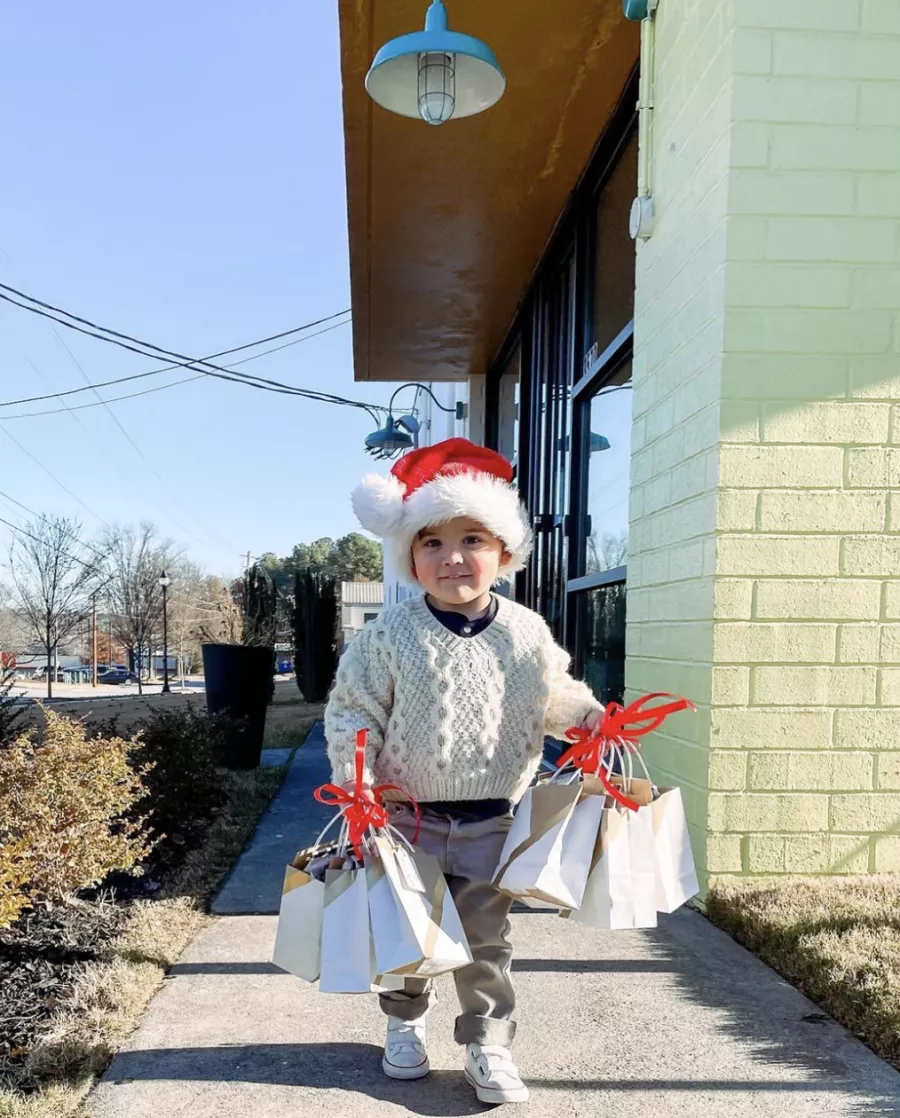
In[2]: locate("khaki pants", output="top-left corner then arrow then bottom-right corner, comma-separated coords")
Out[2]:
379,803 -> 517,1047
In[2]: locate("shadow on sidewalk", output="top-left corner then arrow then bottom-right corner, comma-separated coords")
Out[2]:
105,1043 -> 482,1116
633,909 -> 900,1116
102,1041 -> 894,1117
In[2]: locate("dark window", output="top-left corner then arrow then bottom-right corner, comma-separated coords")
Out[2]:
579,580 -> 627,704
591,132 -> 639,360
363,612 -> 378,624
485,68 -> 639,698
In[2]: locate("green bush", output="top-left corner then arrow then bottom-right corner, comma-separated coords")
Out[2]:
128,707 -> 229,845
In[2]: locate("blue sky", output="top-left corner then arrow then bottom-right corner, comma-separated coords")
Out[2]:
0,2 -> 402,576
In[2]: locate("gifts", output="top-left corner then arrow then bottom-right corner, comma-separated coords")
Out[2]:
271,849 -> 327,983
493,692 -> 700,928
493,779 -> 606,909
272,728 -> 472,994
651,786 -> 700,913
367,836 -> 472,978
567,787 -> 659,930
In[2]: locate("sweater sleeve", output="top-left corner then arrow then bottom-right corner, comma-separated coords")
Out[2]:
541,629 -> 603,739
324,622 -> 394,787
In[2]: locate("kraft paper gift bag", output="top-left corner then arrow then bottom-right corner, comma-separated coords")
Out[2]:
651,786 -> 699,913
568,802 -> 658,931
493,781 -> 605,910
271,862 -> 326,982
319,866 -> 373,993
368,835 -> 472,978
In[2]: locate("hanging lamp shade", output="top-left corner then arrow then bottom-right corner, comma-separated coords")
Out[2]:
366,0 -> 506,125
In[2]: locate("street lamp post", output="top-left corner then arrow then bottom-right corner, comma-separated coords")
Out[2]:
159,571 -> 171,694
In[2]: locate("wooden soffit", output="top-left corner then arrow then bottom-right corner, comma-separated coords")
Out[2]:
339,0 -> 639,382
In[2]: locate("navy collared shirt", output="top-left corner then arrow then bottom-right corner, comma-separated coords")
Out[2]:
425,594 -> 499,637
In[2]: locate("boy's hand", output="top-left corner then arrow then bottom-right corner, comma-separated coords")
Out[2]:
342,779 -> 377,804
582,708 -> 605,734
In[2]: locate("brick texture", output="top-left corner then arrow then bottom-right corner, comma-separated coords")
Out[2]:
629,0 -> 736,883
630,2 -> 898,880
630,0 -> 900,887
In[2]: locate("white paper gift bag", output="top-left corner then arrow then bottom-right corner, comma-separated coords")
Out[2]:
627,805 -> 659,929
369,835 -> 472,978
271,863 -> 326,983
569,803 -> 658,931
319,866 -> 373,993
568,806 -> 632,929
493,781 -> 604,909
651,786 -> 699,913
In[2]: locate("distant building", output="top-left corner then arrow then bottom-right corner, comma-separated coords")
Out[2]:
340,582 -> 383,650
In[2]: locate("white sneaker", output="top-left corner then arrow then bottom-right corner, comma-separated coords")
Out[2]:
465,1043 -> 529,1104
383,1014 -> 430,1080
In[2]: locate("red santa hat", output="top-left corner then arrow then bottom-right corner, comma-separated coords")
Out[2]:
352,438 -> 533,587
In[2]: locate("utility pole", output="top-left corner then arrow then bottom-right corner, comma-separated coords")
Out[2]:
92,595 -> 98,687
159,570 -> 171,694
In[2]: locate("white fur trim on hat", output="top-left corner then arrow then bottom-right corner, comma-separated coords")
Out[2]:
351,472 -> 407,537
356,469 -> 533,588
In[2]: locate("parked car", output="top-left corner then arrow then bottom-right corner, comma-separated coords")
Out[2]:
33,667 -> 66,683
97,668 -> 138,685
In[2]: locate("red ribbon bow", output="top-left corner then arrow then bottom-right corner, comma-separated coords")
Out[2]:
558,693 -> 695,813
314,729 -> 421,858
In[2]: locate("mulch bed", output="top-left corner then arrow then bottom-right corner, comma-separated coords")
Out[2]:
0,822 -> 210,1085
0,901 -> 126,1079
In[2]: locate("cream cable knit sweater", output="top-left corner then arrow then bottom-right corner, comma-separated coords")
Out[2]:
324,595 -> 602,804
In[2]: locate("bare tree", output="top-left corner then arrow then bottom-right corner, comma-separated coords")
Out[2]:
165,561 -> 211,684
196,575 -> 244,645
100,523 -> 179,695
6,516 -> 96,698
587,530 -> 628,575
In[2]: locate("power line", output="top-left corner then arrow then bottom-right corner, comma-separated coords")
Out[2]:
0,257 -> 241,554
0,320 -> 360,420
0,424 -> 110,525
1,374 -> 206,418
0,284 -> 384,417
0,514 -> 104,577
0,315 -> 350,408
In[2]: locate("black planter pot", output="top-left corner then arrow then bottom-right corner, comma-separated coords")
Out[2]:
201,643 -> 275,769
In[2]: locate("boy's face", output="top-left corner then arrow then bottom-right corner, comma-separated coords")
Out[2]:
411,517 -> 510,607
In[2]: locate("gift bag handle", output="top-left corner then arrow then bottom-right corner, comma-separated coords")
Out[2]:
558,692 -> 694,813
314,729 -> 422,858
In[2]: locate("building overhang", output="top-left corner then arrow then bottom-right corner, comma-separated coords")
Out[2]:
339,0 -> 640,383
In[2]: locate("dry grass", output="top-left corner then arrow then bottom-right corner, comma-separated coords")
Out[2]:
0,699 -> 323,1118
706,875 -> 900,1071
17,678 -> 319,740
15,691 -> 203,736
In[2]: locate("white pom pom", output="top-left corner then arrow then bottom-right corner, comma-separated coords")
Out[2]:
351,473 -> 407,537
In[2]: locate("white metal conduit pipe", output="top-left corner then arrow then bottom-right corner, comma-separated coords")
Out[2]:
630,2 -> 658,241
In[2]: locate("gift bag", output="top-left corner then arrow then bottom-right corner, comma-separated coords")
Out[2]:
271,861 -> 326,983
493,781 -> 605,909
368,834 -> 472,978
568,801 -> 658,930
651,786 -> 699,913
319,865 -> 373,993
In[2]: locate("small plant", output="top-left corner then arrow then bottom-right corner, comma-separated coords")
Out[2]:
0,837 -> 31,930
0,712 -> 155,927
127,707 -> 228,848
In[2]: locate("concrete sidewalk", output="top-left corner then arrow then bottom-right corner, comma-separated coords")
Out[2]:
89,725 -> 900,1118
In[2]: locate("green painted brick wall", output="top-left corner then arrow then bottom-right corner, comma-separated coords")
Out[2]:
630,0 -> 900,887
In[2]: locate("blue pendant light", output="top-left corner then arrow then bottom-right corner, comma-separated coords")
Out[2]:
366,0 -> 506,126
